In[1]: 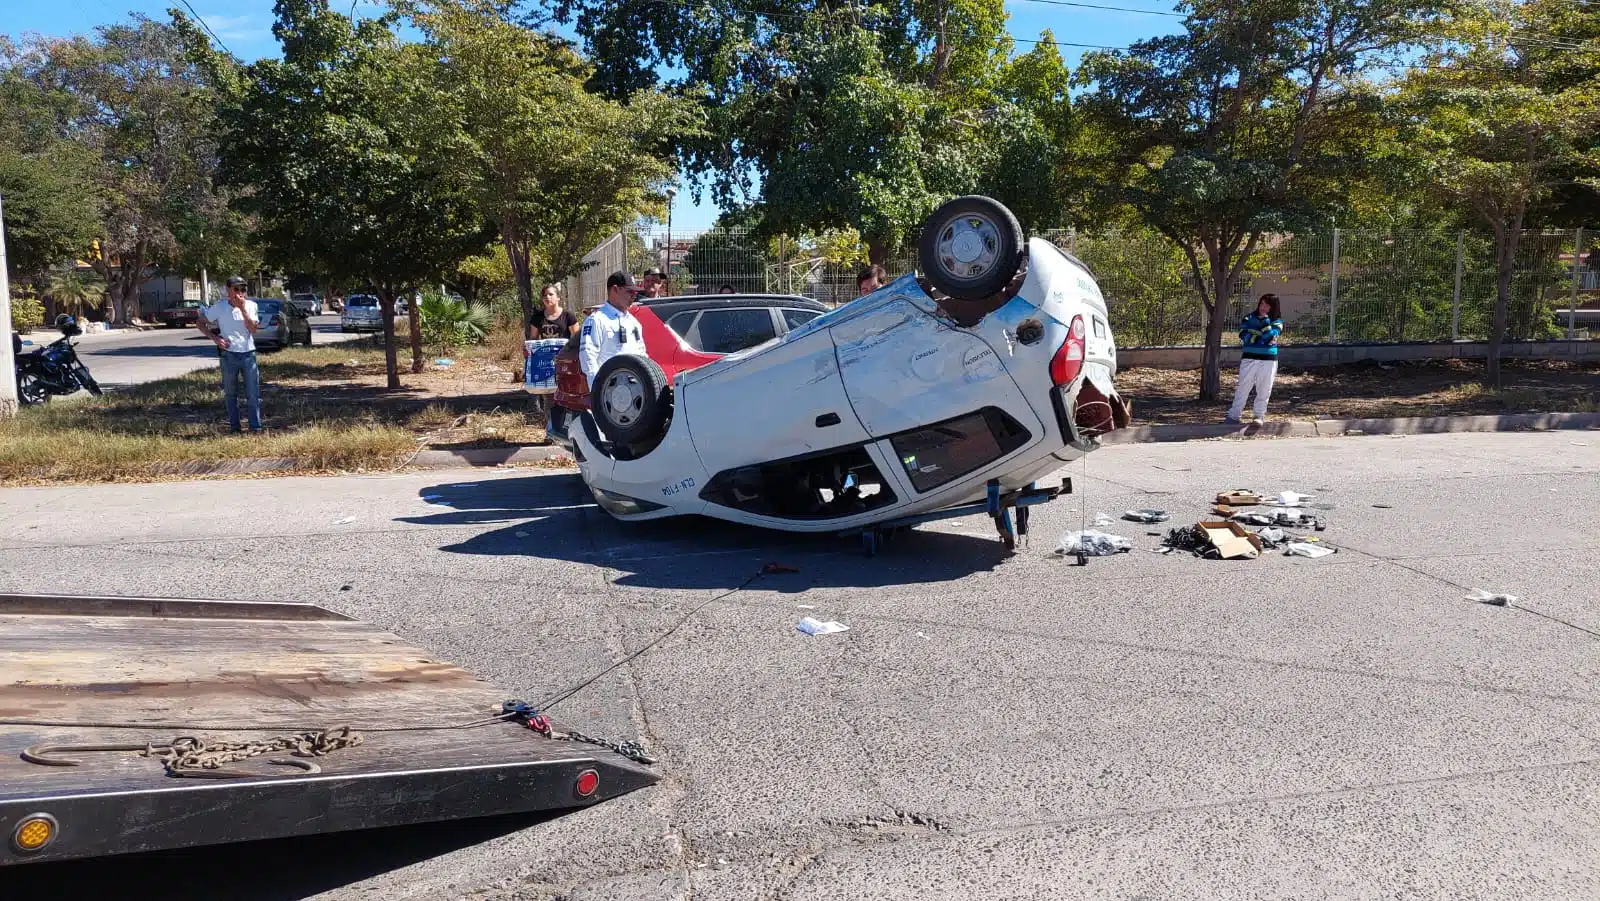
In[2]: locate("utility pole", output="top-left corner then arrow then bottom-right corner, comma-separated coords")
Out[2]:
0,192 -> 18,419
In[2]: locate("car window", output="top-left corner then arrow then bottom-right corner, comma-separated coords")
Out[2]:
665,311 -> 699,339
692,308 -> 777,354
256,300 -> 282,315
782,309 -> 821,329
349,296 -> 377,307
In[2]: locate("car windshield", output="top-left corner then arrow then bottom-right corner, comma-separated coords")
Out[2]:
348,296 -> 377,308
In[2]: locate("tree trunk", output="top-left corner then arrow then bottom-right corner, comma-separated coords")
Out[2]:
1198,247 -> 1235,403
1487,226 -> 1520,389
503,225 -> 535,339
407,291 -> 424,374
378,289 -> 400,390
867,237 -> 889,266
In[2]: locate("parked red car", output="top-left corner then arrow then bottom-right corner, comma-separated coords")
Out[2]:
156,300 -> 204,328
547,293 -> 829,442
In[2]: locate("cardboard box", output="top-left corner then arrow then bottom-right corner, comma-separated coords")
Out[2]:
1215,490 -> 1263,506
1197,520 -> 1265,559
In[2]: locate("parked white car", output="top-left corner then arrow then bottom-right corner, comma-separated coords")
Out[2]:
340,294 -> 409,333
570,197 -> 1128,550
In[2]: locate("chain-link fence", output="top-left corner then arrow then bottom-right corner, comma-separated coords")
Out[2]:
598,226 -> 1597,347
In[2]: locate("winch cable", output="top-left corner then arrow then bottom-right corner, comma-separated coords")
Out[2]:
536,568 -> 769,712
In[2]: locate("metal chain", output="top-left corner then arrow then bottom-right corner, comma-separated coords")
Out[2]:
555,728 -> 656,766
141,726 -> 364,777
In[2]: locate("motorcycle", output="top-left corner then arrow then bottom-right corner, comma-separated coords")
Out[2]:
15,315 -> 102,405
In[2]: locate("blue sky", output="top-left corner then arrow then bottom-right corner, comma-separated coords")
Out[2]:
2,0 -> 1183,229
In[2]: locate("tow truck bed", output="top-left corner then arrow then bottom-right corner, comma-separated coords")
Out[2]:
0,593 -> 656,865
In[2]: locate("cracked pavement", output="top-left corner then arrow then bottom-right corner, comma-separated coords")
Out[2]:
3,430 -> 1599,899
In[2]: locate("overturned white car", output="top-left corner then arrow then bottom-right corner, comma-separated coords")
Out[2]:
571,196 -> 1129,552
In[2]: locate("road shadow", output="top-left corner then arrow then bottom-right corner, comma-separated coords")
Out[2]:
402,476 -> 1017,592
84,343 -> 218,359
5,810 -> 557,900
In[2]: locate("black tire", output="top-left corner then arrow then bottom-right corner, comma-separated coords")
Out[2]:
17,373 -> 48,406
589,353 -> 670,447
303,328 -> 314,347
918,195 -> 1025,301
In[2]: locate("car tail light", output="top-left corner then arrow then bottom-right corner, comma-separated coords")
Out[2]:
1050,315 -> 1086,386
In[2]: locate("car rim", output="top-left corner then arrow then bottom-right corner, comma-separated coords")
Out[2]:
936,213 -> 1001,280
601,371 -> 645,427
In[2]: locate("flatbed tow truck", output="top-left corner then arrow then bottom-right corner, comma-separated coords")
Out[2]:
0,592 -> 656,865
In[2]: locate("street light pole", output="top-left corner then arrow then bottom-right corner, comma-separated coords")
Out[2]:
665,186 -> 677,298
0,192 -> 18,418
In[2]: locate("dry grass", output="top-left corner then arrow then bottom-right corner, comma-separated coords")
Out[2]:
0,338 -> 551,485
1120,358 -> 1600,425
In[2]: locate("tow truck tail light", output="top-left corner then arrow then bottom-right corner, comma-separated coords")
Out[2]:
1050,315 -> 1086,386
575,768 -> 600,798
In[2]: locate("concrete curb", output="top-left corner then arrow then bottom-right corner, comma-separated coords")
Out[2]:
1102,411 -> 1600,445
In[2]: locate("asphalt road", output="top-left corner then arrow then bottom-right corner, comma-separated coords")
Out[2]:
2,431 -> 1598,900
19,314 -> 363,389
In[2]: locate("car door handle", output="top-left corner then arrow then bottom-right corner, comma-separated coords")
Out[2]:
815,413 -> 841,427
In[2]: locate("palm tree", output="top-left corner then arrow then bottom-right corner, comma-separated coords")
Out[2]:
46,269 -> 107,320
418,293 -> 492,355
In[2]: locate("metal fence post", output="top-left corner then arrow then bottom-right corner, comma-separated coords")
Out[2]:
1328,227 -> 1339,341
1451,231 -> 1464,341
1569,227 -> 1585,338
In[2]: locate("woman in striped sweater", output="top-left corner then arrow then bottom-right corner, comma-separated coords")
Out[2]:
1226,294 -> 1283,425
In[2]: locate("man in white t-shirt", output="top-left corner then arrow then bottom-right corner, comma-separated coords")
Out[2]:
578,271 -> 647,384
197,276 -> 263,433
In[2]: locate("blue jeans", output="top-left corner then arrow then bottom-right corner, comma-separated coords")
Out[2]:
220,350 -> 262,431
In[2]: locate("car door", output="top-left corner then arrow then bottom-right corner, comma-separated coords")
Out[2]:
828,298 -> 1044,496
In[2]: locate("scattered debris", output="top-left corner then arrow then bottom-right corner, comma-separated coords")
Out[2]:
796,604 -> 816,610
435,358 -> 454,368
1284,542 -> 1336,558
797,617 -> 850,636
1466,589 -> 1517,607
1163,524 -> 1213,556
1056,529 -> 1133,557
1146,530 -> 1164,536
1232,508 -> 1324,530
1154,546 -> 1175,554
1122,509 -> 1170,523
762,562 -> 801,574
1092,512 -> 1115,527
1215,490 -> 1263,506
1254,527 -> 1287,548
1197,521 -> 1264,559
1153,465 -> 1191,472
339,584 -> 353,591
332,516 -> 357,525
1271,491 -> 1314,507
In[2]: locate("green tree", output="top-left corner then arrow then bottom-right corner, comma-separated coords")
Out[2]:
34,18 -> 237,323
1391,0 -> 1600,384
408,0 -> 694,331
0,40 -> 103,283
194,1 -> 494,387
555,0 -> 1027,263
418,290 -> 491,354
45,268 -> 108,319
1074,0 -> 1446,400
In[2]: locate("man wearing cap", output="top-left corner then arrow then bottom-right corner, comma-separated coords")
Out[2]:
640,268 -> 666,299
197,276 -> 263,433
579,271 -> 649,386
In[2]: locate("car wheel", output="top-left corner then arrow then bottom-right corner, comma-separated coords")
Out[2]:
917,195 -> 1025,302
303,329 -> 313,347
589,354 -> 670,447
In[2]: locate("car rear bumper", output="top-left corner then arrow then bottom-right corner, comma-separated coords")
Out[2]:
1049,362 -> 1129,452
